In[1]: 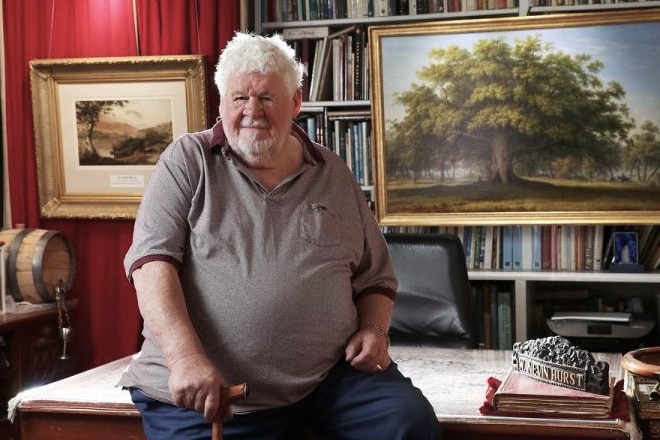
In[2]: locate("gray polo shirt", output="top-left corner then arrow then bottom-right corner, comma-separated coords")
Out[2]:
119,120 -> 397,413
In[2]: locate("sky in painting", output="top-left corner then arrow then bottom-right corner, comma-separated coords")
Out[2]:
101,98 -> 173,129
381,20 -> 660,132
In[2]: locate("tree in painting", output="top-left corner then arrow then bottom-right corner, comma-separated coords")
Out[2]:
76,100 -> 127,161
75,99 -> 173,166
625,121 -> 660,184
388,35 -> 644,186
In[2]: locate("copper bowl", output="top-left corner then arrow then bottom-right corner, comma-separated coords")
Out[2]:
622,347 -> 660,400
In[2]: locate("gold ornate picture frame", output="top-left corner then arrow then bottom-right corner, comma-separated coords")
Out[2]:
370,9 -> 660,226
30,55 -> 207,219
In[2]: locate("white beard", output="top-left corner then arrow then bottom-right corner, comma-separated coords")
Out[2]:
239,136 -> 275,161
228,129 -> 278,167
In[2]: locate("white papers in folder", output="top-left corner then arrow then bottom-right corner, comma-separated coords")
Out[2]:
550,311 -> 632,323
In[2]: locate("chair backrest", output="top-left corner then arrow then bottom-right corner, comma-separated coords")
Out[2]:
384,233 -> 475,349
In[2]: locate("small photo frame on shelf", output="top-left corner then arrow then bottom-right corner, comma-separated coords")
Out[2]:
612,231 -> 639,265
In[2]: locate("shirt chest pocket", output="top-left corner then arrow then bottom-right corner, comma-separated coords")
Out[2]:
299,202 -> 359,248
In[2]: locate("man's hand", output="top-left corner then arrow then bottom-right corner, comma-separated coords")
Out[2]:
345,326 -> 391,374
168,353 -> 230,420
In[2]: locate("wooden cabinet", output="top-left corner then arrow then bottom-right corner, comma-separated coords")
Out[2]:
0,307 -> 78,439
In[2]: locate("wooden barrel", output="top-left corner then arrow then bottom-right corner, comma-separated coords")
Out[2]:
0,228 -> 76,303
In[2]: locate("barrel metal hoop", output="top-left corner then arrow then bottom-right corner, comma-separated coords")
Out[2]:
32,230 -> 60,303
6,228 -> 33,302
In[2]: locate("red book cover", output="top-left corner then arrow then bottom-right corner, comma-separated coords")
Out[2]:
493,369 -> 614,418
541,225 -> 551,270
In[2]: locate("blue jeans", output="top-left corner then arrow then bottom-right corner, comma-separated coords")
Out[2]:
130,359 -> 442,440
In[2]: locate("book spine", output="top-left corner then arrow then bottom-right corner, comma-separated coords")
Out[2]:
575,225 -> 586,271
497,291 -> 513,350
417,0 -> 430,12
474,285 -> 485,348
593,225 -> 604,270
521,225 -> 533,271
345,122 -> 353,172
483,226 -> 494,270
463,227 -> 473,268
375,0 -> 388,15
550,225 -> 558,270
541,225 -> 551,270
482,285 -> 491,349
560,225 -> 572,271
353,26 -> 364,101
512,225 -> 522,271
584,225 -> 594,271
351,123 -> 361,183
493,226 -> 502,270
532,224 -> 542,271
331,37 -> 343,101
489,285 -> 499,349
476,226 -> 486,269
502,226 -> 513,271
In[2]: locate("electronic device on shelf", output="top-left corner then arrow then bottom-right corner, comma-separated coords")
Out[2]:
550,311 -> 632,324
547,311 -> 654,340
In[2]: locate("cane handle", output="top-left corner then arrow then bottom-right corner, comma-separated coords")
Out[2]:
211,383 -> 249,440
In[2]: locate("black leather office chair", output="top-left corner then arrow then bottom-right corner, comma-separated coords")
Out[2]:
384,233 -> 475,349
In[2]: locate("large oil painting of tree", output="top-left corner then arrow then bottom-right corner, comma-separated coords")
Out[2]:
372,11 -> 660,225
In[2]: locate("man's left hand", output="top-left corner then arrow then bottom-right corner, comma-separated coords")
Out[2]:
345,327 -> 391,374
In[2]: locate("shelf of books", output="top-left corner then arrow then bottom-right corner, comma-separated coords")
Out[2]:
256,0 -> 660,33
297,107 -> 373,188
382,225 -> 660,347
287,23 -> 375,197
381,224 -> 660,272
257,0 -> 517,30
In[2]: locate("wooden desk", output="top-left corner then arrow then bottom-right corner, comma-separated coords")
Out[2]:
392,347 -> 640,440
10,355 -> 143,440
10,348 -> 642,440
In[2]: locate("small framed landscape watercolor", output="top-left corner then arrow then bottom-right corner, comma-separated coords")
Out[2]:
30,55 -> 207,219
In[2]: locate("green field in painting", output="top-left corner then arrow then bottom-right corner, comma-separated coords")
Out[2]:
386,178 -> 659,213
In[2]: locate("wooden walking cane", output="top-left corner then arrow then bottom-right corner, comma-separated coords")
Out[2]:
211,383 -> 249,440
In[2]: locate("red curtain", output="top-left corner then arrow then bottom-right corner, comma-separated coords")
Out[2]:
135,0 -> 238,123
2,0 -> 239,369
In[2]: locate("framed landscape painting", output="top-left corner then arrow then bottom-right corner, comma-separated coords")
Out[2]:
30,55 -> 207,219
370,9 -> 660,226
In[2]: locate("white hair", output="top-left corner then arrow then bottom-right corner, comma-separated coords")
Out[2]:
214,31 -> 305,98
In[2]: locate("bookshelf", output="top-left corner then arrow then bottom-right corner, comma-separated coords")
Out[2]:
255,0 -> 660,34
254,0 -> 660,350
470,270 -> 660,343
386,224 -> 660,349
